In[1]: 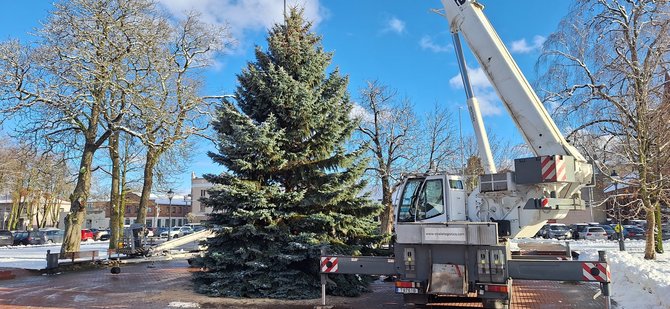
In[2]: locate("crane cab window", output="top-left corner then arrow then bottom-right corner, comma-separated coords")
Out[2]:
418,180 -> 444,220
397,179 -> 423,222
449,179 -> 464,190
397,178 -> 445,222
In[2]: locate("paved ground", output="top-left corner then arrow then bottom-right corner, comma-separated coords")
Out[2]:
0,258 -> 609,309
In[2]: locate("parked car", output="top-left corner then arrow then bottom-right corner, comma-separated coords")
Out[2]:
621,225 -> 646,240
662,224 -> 670,240
0,230 -> 13,246
628,220 -> 647,229
185,223 -> 205,232
179,226 -> 194,236
95,229 -> 110,241
81,229 -> 95,241
579,226 -> 608,241
598,225 -> 616,240
160,226 -> 193,239
156,227 -> 169,235
538,224 -> 571,239
570,224 -> 590,239
39,228 -> 64,244
160,227 -> 181,239
12,231 -> 46,245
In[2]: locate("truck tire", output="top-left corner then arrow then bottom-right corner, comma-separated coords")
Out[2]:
481,298 -> 509,309
403,294 -> 429,307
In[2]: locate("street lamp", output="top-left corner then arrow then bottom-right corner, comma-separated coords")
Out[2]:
167,189 -> 174,241
611,171 -> 625,251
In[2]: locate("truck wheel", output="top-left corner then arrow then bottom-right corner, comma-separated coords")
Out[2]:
403,294 -> 429,307
111,266 -> 121,274
482,299 -> 509,309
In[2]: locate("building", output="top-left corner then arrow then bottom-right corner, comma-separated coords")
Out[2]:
190,172 -> 214,223
86,192 -> 192,229
0,193 -> 71,230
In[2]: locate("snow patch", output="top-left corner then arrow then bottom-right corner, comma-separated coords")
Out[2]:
168,301 -> 200,308
74,294 -> 95,302
513,238 -> 670,309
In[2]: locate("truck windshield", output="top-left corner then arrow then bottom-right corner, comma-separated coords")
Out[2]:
397,178 -> 445,222
397,178 -> 423,222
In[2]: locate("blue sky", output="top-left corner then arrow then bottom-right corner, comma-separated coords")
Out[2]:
0,0 -> 571,196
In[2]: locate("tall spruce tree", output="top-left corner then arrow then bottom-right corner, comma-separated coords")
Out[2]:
193,9 -> 382,299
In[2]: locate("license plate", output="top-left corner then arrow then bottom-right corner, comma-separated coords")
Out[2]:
395,287 -> 418,294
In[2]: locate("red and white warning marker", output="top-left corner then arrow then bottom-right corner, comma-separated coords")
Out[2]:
541,155 -> 567,182
581,262 -> 610,282
320,257 -> 339,273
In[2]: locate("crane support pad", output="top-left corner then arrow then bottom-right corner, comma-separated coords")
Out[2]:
319,256 -> 397,275
508,260 -> 610,283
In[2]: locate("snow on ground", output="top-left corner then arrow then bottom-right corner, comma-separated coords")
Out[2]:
0,241 -> 112,269
512,238 -> 670,309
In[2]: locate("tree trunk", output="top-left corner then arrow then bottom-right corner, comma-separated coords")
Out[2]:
379,175 -> 394,239
35,203 -> 40,229
7,197 -> 18,230
8,192 -> 23,230
118,189 -> 128,239
136,149 -> 158,225
643,201 -> 656,260
109,131 -> 120,250
60,141 -> 96,254
654,201 -> 663,254
26,199 -> 36,230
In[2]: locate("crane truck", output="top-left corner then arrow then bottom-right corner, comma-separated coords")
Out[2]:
319,1 -> 611,308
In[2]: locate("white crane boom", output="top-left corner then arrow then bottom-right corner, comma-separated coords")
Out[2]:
440,0 -> 586,163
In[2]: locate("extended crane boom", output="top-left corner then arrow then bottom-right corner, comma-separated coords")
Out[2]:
436,0 -> 593,239
441,0 -> 585,162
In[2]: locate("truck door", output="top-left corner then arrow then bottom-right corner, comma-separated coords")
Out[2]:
417,176 -> 448,223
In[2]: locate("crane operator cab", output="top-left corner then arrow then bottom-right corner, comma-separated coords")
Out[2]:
396,174 -> 467,224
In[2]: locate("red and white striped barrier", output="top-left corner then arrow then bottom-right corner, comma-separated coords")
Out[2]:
320,257 -> 339,273
582,262 -> 610,282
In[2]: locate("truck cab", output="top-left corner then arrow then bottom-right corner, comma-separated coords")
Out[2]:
396,174 -> 467,224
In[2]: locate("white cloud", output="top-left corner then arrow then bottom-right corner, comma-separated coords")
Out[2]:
449,67 -> 503,117
350,102 -> 373,122
449,66 -> 493,90
510,35 -> 546,54
158,0 -> 326,44
384,17 -> 406,34
419,35 -> 452,53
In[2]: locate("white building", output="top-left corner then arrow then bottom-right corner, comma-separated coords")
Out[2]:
190,172 -> 214,223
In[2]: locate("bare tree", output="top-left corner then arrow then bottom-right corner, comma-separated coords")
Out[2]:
537,0 -> 670,259
0,0 -> 189,254
414,102 -> 458,173
0,141 -> 71,230
118,14 -> 230,226
355,80 -> 417,238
